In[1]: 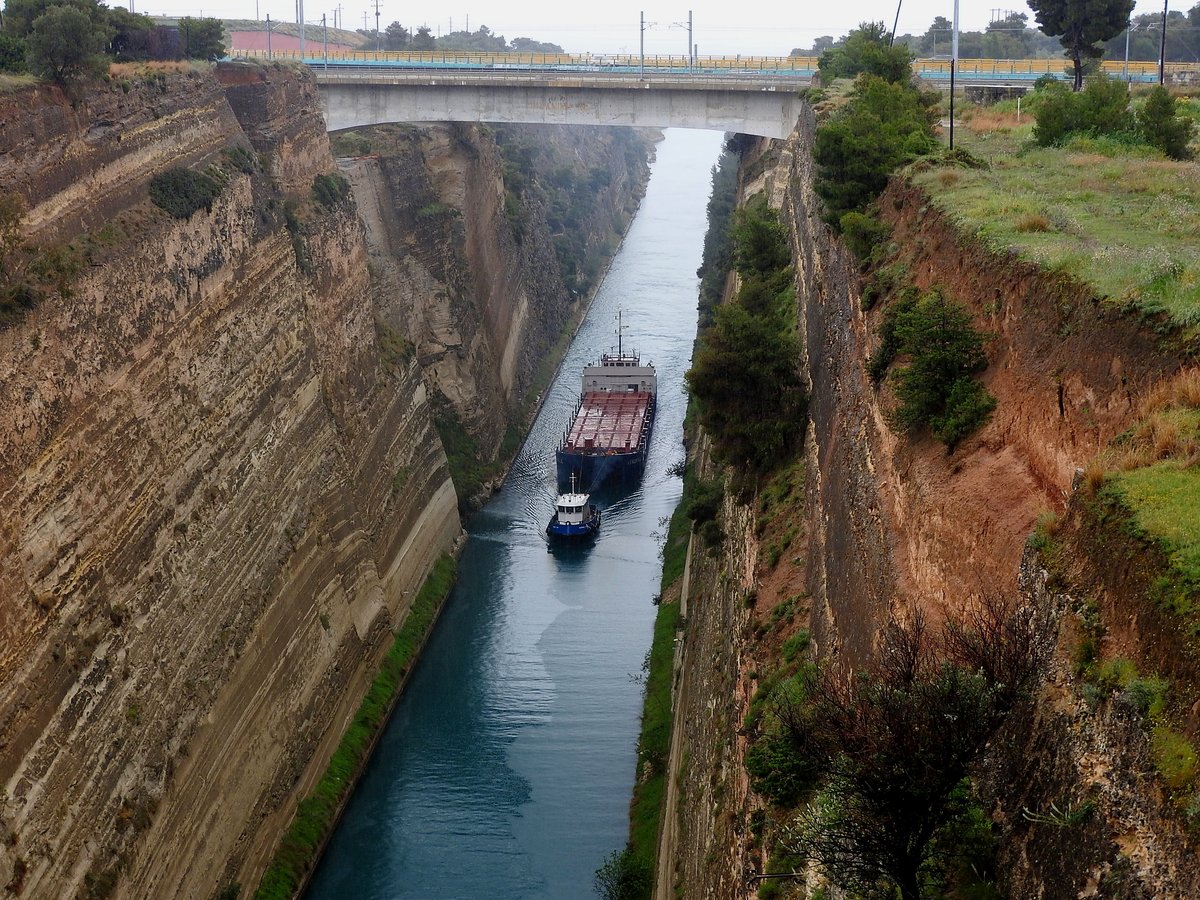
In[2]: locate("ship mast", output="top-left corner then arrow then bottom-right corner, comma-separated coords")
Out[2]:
617,308 -> 624,357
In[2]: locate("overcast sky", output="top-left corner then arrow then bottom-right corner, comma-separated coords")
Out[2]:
141,0 -> 1185,56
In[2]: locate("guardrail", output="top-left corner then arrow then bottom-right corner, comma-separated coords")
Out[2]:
232,48 -> 1198,86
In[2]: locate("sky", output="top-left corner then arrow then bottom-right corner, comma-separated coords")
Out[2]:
131,0 -> 1187,57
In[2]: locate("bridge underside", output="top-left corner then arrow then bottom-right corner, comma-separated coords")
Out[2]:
320,83 -> 802,139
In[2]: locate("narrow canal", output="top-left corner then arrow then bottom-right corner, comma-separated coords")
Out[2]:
307,128 -> 724,899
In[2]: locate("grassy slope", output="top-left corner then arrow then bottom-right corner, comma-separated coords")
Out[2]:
915,103 -> 1200,605
911,109 -> 1200,329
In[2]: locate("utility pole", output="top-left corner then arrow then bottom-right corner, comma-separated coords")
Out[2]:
375,0 -> 381,52
297,0 -> 305,59
266,13 -> 273,58
950,0 -> 959,149
639,11 -> 645,80
322,13 -> 327,68
1159,0 -> 1169,85
335,3 -> 342,30
687,10 -> 692,69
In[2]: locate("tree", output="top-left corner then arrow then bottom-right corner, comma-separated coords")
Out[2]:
177,17 -> 224,60
789,602 -> 1046,900
106,7 -> 154,61
918,16 -> 952,55
813,74 -> 936,223
411,25 -> 434,50
0,32 -> 27,72
26,4 -> 110,88
382,21 -> 409,50
1027,0 -> 1134,90
818,21 -> 913,83
885,289 -> 995,449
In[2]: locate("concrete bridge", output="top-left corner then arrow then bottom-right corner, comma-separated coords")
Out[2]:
311,67 -> 809,139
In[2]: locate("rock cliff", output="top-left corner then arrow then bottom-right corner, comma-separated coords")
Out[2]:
0,61 -> 652,898
667,110 -> 1195,898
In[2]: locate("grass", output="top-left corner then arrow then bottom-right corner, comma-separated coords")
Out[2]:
611,451 -> 699,895
1110,464 -> 1200,597
911,120 -> 1200,330
626,597 -> 682,881
255,554 -> 456,900
1152,725 -> 1199,791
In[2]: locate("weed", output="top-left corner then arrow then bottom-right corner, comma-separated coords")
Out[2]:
1151,725 -> 1198,790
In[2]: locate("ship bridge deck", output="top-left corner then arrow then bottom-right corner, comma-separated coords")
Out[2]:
563,391 -> 652,453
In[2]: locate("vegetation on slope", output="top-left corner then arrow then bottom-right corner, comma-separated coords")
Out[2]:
255,555 -> 457,900
687,193 -> 806,472
912,82 -> 1200,331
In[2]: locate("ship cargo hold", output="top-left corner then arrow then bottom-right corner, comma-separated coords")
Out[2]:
556,318 -> 657,491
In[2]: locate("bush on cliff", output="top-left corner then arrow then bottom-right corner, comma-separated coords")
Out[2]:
814,75 -> 937,225
874,288 -> 996,451
778,604 -> 1045,900
149,167 -> 223,219
312,172 -> 352,209
817,21 -> 913,83
688,193 -> 805,472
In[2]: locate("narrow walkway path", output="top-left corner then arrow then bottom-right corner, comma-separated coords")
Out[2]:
654,531 -> 695,900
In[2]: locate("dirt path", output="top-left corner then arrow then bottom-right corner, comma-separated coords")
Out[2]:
654,533 -> 694,900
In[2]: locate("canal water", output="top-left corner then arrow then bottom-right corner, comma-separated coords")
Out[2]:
307,127 -> 724,899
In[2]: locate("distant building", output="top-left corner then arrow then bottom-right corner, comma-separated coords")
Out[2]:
229,31 -> 358,53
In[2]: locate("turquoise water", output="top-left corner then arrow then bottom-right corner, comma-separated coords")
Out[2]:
306,128 -> 723,899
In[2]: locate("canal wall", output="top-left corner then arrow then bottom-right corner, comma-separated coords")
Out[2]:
667,101 -> 1196,897
0,62 -> 652,897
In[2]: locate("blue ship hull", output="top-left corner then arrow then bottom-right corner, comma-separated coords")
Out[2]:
555,447 -> 647,492
546,506 -> 602,539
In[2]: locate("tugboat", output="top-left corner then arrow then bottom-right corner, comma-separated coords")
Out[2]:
546,475 -> 601,541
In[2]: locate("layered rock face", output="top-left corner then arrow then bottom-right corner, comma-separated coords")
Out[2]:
0,61 -> 654,898
344,122 -> 652,470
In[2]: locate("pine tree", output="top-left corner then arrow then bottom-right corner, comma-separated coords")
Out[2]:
1027,0 -> 1134,90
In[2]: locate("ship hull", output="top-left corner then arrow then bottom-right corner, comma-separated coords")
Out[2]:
546,506 -> 602,540
556,401 -> 655,491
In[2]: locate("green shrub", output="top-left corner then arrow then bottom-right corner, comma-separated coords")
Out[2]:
781,630 -> 811,662
149,167 -> 222,219
594,849 -> 652,900
1137,87 -> 1196,160
1151,725 -> 1198,790
1120,676 -> 1169,719
839,211 -> 889,262
222,144 -> 257,174
1033,76 -> 1133,147
0,33 -> 28,73
930,376 -> 997,449
886,289 -> 995,450
814,75 -> 936,224
685,476 -> 724,524
312,172 -> 351,209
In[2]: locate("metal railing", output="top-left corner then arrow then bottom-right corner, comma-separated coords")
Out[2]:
232,48 -> 1199,84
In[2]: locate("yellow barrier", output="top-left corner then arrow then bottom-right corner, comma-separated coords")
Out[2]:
234,48 -> 1195,78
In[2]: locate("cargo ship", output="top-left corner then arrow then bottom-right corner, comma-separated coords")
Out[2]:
556,313 -> 656,491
